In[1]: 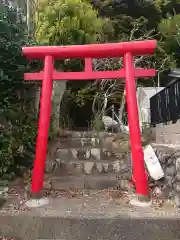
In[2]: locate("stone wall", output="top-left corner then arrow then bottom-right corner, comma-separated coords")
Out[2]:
45,131 -> 132,190
153,120 -> 180,145
151,144 -> 180,208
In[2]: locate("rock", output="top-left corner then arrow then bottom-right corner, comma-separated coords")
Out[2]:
174,151 -> 180,159
85,149 -> 91,159
119,179 -> 129,190
175,172 -> 180,181
116,177 -> 130,191
152,186 -> 163,197
77,149 -> 86,160
96,163 -> 103,173
152,146 -> 180,208
154,146 -> 177,165
103,163 -> 109,172
91,148 -> 101,160
0,186 -> 9,195
108,164 -> 114,173
84,162 -> 94,174
0,197 -> 6,208
121,169 -> 131,180
52,162 -> 64,175
91,137 -> 99,146
151,187 -> 164,207
56,148 -> 69,160
162,185 -> 172,199
71,149 -> 78,159
113,161 -> 121,173
80,138 -> 86,147
173,181 -> 180,192
174,193 -> 180,208
43,179 -> 52,189
155,150 -> 168,165
45,161 -> 55,173
74,163 -> 83,174
102,149 -> 111,157
176,158 -> 180,172
167,156 -> 175,166
165,165 -> 176,178
165,174 -> 174,186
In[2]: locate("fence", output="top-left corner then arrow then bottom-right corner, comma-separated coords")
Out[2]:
150,79 -> 180,125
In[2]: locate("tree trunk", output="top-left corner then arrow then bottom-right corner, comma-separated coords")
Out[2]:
51,81 -> 67,130
26,0 -> 31,37
119,89 -> 126,121
26,0 -> 36,38
35,85 -> 41,112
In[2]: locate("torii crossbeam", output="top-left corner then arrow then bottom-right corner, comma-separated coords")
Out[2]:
22,40 -> 157,200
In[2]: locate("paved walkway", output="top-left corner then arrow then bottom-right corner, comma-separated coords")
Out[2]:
0,190 -> 180,239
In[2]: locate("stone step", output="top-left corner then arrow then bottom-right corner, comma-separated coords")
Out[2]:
0,193 -> 179,240
156,133 -> 180,145
55,131 -> 108,140
46,158 -> 131,176
55,137 -> 101,149
69,131 -> 130,140
69,131 -> 108,138
50,136 -> 126,150
54,147 -> 125,161
48,174 -> 120,190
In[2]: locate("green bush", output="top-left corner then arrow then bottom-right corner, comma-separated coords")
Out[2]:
0,5 -> 37,180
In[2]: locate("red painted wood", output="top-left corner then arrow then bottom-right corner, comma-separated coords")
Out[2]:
124,52 -> 149,196
24,68 -> 156,81
31,56 -> 53,193
22,40 -> 157,59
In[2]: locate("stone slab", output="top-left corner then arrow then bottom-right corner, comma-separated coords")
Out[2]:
55,148 -> 118,161
56,138 -> 101,149
50,159 -> 130,176
50,174 -> 119,190
0,193 -> 180,240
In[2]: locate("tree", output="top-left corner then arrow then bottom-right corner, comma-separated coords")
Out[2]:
0,0 -> 37,37
34,0 -> 106,129
76,1 -> 180,130
154,0 -> 180,16
158,14 -> 180,65
35,0 -> 105,45
26,0 -> 180,129
91,0 -> 161,35
0,3 -> 37,179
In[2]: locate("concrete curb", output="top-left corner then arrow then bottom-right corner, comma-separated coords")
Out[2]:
1,192 -> 180,240
0,214 -> 180,240
25,198 -> 49,208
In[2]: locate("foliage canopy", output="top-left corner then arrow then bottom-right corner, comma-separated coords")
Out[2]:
0,4 -> 37,180
35,0 -> 106,45
1,0 -> 180,178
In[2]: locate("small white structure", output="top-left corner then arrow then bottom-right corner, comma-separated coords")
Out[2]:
143,144 -> 164,180
136,87 -> 164,129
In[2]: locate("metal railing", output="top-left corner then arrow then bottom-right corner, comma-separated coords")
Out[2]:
150,79 -> 180,125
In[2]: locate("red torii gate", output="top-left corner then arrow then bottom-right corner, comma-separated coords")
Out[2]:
22,40 -> 157,199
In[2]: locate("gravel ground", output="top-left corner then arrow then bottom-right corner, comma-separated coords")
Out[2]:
0,238 -> 20,240
0,185 -> 178,216
0,184 -> 180,240
0,175 -> 176,214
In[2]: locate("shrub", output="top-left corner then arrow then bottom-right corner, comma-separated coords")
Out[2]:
0,4 -> 37,180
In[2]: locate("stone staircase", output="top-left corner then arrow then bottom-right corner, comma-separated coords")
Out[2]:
45,131 -> 132,190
